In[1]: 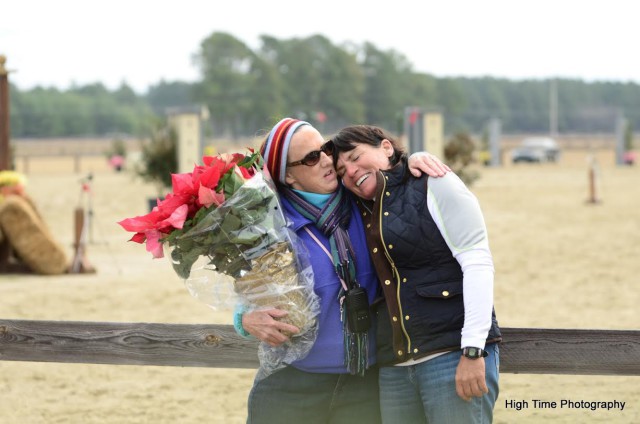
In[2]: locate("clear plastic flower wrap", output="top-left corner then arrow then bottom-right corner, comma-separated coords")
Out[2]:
119,152 -> 320,380
173,171 -> 320,379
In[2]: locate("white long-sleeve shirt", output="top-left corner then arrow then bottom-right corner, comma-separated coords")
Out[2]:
428,172 -> 495,349
398,172 -> 495,366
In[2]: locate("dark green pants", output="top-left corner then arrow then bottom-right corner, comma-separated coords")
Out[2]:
247,365 -> 381,424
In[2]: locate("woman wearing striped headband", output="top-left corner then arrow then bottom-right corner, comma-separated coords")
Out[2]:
235,118 -> 448,423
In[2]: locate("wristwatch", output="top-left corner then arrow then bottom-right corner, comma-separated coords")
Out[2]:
463,347 -> 488,359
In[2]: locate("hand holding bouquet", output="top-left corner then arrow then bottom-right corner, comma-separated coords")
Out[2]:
118,150 -> 320,378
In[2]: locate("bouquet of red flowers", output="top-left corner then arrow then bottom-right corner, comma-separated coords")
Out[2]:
118,150 -> 319,379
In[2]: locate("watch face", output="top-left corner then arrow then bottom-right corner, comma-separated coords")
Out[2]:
464,347 -> 482,358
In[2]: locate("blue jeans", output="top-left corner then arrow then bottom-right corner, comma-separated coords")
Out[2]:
379,343 -> 500,424
247,365 -> 381,424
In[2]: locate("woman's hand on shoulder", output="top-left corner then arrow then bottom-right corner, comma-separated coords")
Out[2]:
407,152 -> 451,177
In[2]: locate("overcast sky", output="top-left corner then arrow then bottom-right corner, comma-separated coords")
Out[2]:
3,0 -> 639,93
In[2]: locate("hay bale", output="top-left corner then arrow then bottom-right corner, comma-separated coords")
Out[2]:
0,196 -> 68,275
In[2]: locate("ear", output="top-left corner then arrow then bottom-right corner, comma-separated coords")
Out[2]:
381,139 -> 394,157
284,169 -> 296,186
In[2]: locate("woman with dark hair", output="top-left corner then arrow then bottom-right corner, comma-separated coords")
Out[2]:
332,125 -> 502,424
234,118 -> 449,423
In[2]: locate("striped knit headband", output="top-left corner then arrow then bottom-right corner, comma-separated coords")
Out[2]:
261,117 -> 310,185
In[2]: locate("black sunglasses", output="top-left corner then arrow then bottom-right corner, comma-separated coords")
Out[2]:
287,141 -> 335,167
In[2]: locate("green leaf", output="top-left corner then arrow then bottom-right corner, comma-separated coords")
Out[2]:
223,172 -> 245,198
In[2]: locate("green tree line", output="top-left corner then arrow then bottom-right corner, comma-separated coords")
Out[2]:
9,32 -> 640,138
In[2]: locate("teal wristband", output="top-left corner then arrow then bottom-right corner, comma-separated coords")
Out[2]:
233,307 -> 251,338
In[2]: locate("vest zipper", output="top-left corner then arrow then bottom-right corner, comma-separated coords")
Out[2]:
377,174 -> 412,355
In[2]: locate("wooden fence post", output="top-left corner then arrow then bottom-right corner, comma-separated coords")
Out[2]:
586,154 -> 600,204
0,55 -> 10,171
69,207 -> 96,274
0,55 -> 10,270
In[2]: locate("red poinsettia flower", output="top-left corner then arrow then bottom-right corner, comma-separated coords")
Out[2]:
118,196 -> 190,258
119,149 -> 261,259
198,184 -> 225,208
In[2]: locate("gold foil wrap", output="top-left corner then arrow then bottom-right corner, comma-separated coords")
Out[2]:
234,242 -> 316,336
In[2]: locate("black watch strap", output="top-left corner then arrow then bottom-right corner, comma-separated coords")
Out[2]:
463,347 -> 488,359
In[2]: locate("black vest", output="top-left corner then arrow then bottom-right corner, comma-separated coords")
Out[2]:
362,160 -> 501,364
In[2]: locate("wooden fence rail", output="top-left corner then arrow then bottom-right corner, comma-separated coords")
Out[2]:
0,320 -> 638,376
14,153 -> 105,174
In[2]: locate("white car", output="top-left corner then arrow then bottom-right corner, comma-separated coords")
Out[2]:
512,137 -> 560,163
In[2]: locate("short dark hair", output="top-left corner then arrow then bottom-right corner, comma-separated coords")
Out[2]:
330,125 -> 406,166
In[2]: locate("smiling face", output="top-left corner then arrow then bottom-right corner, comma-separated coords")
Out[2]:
336,140 -> 394,200
284,125 -> 338,194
